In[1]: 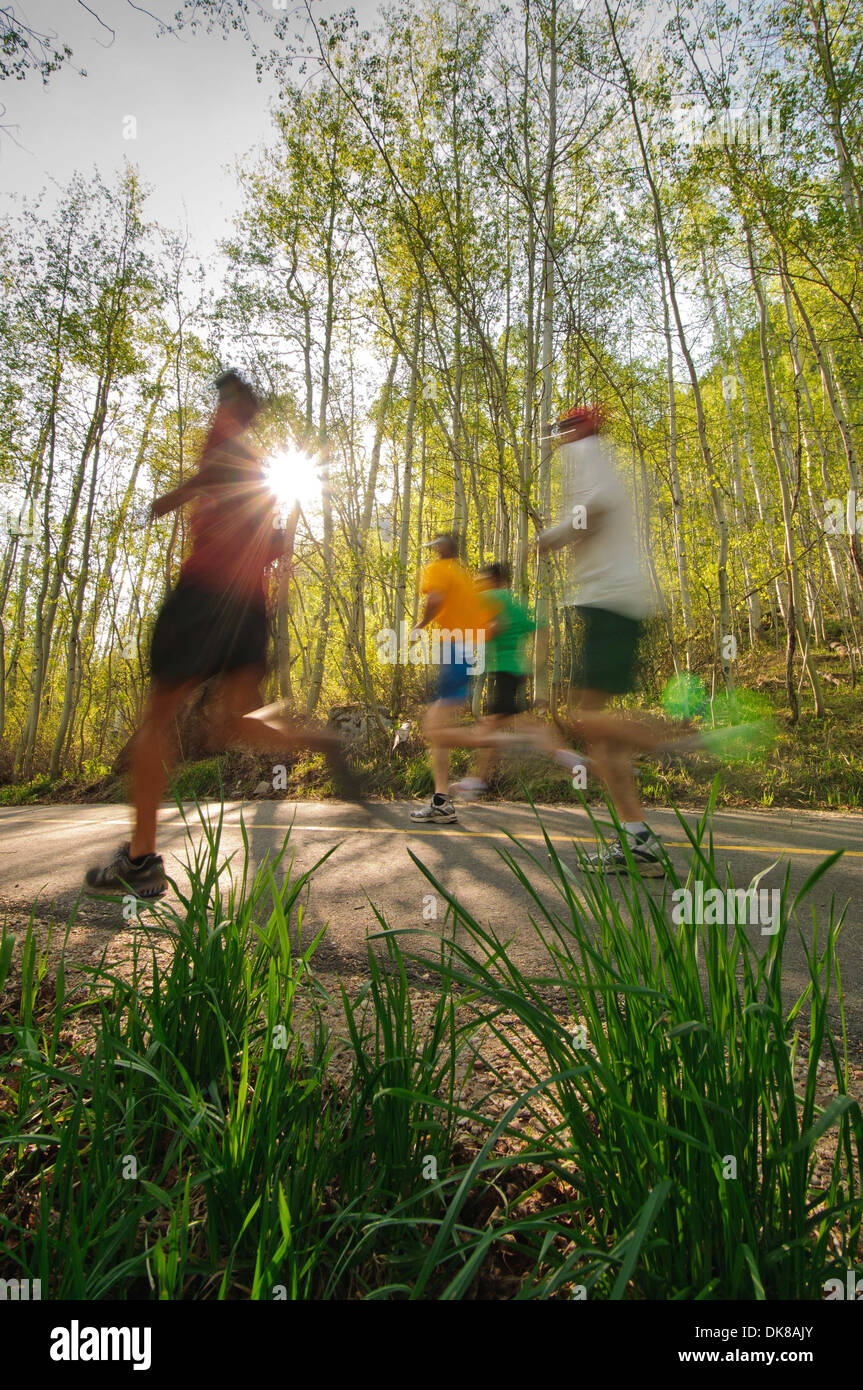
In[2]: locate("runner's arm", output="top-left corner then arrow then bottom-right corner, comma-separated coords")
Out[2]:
150,469 -> 216,519
151,436 -> 257,519
414,591 -> 444,630
536,502 -> 605,554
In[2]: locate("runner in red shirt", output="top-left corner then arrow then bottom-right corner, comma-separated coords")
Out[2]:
84,371 -> 357,899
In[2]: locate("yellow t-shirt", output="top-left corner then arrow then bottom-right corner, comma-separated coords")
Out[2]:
420,558 -> 490,635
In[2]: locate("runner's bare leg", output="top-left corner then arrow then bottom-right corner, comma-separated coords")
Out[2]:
475,713 -> 505,782
130,678 -> 199,858
574,689 -> 645,824
422,698 -> 464,795
218,666 -> 340,756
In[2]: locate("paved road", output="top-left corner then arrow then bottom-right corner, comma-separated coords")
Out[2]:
0,799 -> 860,1035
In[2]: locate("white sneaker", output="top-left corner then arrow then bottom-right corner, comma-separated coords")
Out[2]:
410,797 -> 458,824
450,777 -> 487,795
582,832 -> 667,878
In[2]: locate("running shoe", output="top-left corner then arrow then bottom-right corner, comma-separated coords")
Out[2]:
410,797 -> 458,824
450,777 -> 488,795
581,831 -> 667,878
84,842 -> 167,899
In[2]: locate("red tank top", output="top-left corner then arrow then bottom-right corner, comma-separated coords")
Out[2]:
180,434 -> 281,602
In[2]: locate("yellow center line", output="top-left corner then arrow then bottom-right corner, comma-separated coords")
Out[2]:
0,813 -> 858,858
216,820 -> 863,857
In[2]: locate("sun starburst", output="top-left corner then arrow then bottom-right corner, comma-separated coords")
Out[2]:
264,448 -> 324,516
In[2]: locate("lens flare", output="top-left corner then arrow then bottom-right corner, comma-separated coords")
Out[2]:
264,448 -> 323,515
661,672 -> 708,720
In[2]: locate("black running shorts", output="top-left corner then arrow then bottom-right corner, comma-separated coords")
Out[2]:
486,671 -> 527,717
150,580 -> 269,686
569,604 -> 642,696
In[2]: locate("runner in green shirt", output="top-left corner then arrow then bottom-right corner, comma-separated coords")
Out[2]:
484,582 -> 536,679
451,561 -> 556,794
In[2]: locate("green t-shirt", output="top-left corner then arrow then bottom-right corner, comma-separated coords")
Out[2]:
484,588 -> 536,675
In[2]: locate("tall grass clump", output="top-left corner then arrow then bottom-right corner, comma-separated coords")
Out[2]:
401,784 -> 863,1299
0,802 -> 484,1298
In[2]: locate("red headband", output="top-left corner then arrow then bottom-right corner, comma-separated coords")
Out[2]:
551,404 -> 605,435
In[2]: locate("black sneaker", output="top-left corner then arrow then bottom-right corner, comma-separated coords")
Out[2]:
84,842 -> 167,899
410,797 -> 457,824
582,832 -> 667,879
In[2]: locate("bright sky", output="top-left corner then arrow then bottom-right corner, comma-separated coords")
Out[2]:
0,0 -> 384,259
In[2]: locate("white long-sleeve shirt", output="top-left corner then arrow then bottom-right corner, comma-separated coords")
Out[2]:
544,434 -> 655,620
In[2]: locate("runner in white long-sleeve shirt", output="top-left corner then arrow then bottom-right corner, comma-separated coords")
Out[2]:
537,405 -> 669,877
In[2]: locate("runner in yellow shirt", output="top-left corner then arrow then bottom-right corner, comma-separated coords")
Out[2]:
410,532 -> 491,824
